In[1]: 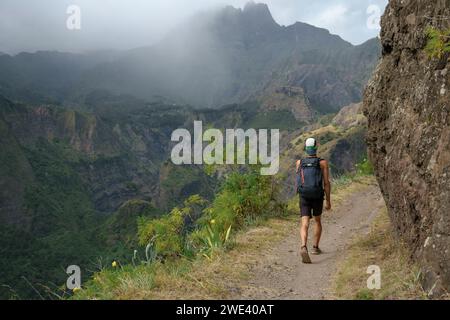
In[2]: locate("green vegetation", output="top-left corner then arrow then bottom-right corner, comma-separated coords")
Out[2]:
138,195 -> 206,259
144,165 -> 286,261
0,137 -> 103,299
317,113 -> 337,127
1,85 -> 373,300
245,110 -> 303,131
159,163 -> 216,210
73,166 -> 287,299
355,158 -> 374,175
0,95 -> 302,299
190,169 -> 286,258
317,130 -> 341,145
425,26 -> 450,59
101,200 -> 162,262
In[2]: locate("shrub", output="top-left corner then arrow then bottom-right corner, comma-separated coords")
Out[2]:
138,166 -> 286,261
188,166 -> 286,256
425,26 -> 450,59
355,158 -> 374,176
137,195 -> 206,258
318,131 -> 338,145
204,171 -> 274,227
188,221 -> 232,260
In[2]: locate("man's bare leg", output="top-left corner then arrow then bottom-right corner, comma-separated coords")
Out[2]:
300,216 -> 310,247
311,216 -> 323,255
300,216 -> 312,263
313,216 -> 322,246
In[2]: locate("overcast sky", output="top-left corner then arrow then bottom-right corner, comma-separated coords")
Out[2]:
0,0 -> 388,54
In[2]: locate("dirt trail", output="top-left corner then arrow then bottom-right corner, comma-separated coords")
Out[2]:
233,183 -> 385,299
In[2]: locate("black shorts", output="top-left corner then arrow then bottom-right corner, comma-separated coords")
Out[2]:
300,197 -> 323,218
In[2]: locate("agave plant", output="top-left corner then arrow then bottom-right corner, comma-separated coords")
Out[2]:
144,235 -> 159,265
202,222 -> 232,260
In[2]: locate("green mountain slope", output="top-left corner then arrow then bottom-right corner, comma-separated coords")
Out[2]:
0,90 -> 302,298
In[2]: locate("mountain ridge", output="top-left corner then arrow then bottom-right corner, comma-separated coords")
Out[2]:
74,3 -> 379,112
0,3 -> 380,115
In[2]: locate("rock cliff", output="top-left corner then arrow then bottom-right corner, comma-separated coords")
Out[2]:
363,0 -> 450,297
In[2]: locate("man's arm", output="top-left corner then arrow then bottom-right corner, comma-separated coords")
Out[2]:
295,160 -> 301,193
296,160 -> 301,173
320,160 -> 331,210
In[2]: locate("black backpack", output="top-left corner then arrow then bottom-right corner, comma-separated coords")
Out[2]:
296,157 -> 324,200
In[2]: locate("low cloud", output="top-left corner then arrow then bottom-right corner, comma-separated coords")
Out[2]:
313,4 -> 349,26
0,0 -> 388,54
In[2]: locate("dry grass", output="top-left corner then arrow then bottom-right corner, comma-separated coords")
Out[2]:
74,216 -> 297,300
149,217 -> 298,299
331,175 -> 375,204
332,208 -> 428,300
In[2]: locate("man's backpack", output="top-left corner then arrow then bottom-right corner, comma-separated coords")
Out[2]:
296,157 -> 324,200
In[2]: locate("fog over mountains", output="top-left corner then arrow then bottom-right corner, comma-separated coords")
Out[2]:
0,2 -> 380,113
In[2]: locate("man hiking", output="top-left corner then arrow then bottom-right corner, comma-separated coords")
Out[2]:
296,137 -> 331,264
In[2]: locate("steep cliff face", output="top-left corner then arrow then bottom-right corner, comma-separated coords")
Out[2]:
363,0 -> 450,296
259,85 -> 314,122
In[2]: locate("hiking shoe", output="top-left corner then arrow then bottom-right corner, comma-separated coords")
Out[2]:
311,246 -> 322,255
300,246 -> 312,264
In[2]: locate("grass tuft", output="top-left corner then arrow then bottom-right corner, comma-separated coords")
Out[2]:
332,208 -> 427,300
